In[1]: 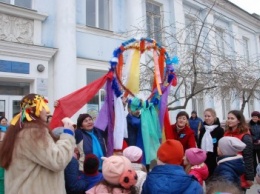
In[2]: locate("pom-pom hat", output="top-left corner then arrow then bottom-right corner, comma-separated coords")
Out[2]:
157,140 -> 184,165
102,156 -> 137,189
185,148 -> 207,165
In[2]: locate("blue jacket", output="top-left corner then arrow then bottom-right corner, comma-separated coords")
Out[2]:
214,155 -> 245,187
85,173 -> 103,190
189,117 -> 203,136
75,128 -> 106,156
126,114 -> 141,146
64,157 -> 89,194
142,165 -> 203,194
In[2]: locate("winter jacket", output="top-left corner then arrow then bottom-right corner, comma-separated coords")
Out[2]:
75,128 -> 106,171
224,130 -> 254,186
189,163 -> 209,185
86,183 -> 132,194
249,120 -> 260,149
170,124 -> 196,151
213,155 -> 245,187
189,117 -> 203,136
197,119 -> 224,177
64,157 -> 89,194
141,165 -> 203,194
5,127 -> 75,194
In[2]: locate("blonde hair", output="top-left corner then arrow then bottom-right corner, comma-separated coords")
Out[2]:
204,108 -> 217,121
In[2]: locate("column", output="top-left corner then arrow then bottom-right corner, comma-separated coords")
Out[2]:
53,0 -> 77,99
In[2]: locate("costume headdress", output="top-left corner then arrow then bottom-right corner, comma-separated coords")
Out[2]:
11,94 -> 50,127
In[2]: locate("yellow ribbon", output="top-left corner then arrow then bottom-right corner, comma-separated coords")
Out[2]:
153,50 -> 162,95
125,49 -> 141,94
10,113 -> 21,126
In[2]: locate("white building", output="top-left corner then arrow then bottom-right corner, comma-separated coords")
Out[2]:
0,0 -> 259,123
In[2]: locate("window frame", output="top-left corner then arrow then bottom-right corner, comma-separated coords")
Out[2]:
0,0 -> 33,9
185,16 -> 197,50
146,1 -> 163,44
86,0 -> 111,30
215,27 -> 225,56
242,36 -> 250,63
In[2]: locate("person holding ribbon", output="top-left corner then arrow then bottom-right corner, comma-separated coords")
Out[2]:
0,93 -> 75,194
75,113 -> 106,171
197,108 -> 224,177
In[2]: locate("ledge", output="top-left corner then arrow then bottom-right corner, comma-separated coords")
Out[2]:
0,2 -> 48,21
76,25 -> 127,40
0,40 -> 57,61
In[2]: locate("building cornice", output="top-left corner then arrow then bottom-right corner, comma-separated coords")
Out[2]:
0,2 -> 47,21
77,57 -> 110,70
76,25 -> 127,40
0,40 -> 57,61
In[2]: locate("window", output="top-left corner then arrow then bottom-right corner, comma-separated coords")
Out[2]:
215,28 -> 225,55
0,0 -> 32,9
86,0 -> 110,30
221,98 -> 231,120
242,37 -> 250,63
0,82 -> 30,95
248,99 -> 254,117
185,17 -> 196,49
192,95 -> 204,118
86,69 -> 106,119
146,1 -> 162,44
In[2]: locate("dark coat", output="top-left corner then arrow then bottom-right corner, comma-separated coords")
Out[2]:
64,157 -> 89,194
214,155 -> 245,187
197,119 -> 224,177
249,120 -> 260,149
141,165 -> 203,194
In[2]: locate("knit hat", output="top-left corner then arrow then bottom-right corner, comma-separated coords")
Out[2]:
102,156 -> 138,189
123,146 -> 142,162
157,140 -> 184,165
84,154 -> 99,175
185,148 -> 207,165
251,111 -> 260,118
218,137 -> 246,155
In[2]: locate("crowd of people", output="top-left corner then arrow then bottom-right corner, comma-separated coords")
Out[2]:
0,93 -> 260,194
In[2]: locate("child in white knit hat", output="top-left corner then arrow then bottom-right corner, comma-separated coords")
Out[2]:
213,136 -> 246,188
123,146 -> 147,194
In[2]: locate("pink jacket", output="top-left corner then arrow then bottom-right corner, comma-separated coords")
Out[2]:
86,184 -> 131,194
189,163 -> 209,185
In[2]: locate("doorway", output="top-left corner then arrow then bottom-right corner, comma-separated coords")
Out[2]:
0,95 -> 23,122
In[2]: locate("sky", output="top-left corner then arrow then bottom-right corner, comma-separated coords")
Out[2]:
228,0 -> 260,15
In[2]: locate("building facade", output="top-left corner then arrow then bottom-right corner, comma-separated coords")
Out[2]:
0,0 -> 259,123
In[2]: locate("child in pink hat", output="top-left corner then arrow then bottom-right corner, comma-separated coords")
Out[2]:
86,155 -> 137,194
183,147 -> 209,185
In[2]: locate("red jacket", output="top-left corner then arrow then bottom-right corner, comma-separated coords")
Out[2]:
169,124 -> 196,151
189,163 -> 209,185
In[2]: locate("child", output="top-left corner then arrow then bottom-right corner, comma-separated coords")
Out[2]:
184,148 -> 208,185
142,140 -> 203,194
123,146 -> 147,194
83,154 -> 103,190
86,155 -> 137,194
213,136 -> 246,187
123,146 -> 146,172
